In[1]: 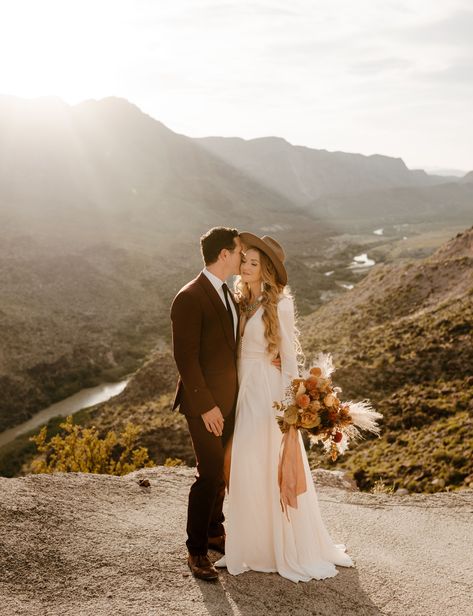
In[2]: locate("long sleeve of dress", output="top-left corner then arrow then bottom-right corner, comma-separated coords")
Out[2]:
277,296 -> 300,391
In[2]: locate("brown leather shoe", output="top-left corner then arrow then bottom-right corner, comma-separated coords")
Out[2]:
187,553 -> 219,581
208,535 -> 225,555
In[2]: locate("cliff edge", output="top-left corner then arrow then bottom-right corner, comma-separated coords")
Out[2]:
1,467 -> 472,616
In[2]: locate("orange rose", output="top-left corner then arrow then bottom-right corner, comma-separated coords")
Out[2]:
309,400 -> 321,413
296,394 -> 311,409
324,393 -> 336,407
310,367 -> 322,377
305,376 -> 319,392
300,411 -> 321,429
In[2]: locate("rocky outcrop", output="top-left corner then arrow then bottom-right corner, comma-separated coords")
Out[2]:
0,466 -> 471,616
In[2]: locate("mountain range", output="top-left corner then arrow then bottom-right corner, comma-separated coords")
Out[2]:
197,135 -> 459,204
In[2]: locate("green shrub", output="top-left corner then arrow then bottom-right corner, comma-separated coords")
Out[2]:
29,415 -> 155,475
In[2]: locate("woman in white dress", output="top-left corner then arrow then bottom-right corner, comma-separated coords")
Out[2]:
215,233 -> 355,583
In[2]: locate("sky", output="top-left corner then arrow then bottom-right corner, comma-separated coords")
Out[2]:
0,0 -> 472,172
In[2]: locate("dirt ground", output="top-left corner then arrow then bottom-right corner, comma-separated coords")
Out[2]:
1,466 -> 472,616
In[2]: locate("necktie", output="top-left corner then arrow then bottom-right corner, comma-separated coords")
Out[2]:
222,283 -> 235,337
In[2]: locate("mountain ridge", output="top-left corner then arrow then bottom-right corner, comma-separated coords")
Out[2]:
197,134 -> 460,205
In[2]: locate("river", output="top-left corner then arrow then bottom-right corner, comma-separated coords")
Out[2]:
348,252 -> 376,269
0,379 -> 129,449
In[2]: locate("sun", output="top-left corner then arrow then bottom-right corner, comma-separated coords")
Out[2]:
0,0 -> 124,103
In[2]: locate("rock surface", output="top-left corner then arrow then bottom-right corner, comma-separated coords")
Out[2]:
1,466 -> 472,616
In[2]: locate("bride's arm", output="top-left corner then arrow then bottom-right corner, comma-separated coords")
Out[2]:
277,295 -> 300,389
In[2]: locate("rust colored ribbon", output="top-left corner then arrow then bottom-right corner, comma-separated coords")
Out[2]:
278,424 -> 307,520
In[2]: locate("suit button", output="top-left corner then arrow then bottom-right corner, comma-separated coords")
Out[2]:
194,389 -> 198,392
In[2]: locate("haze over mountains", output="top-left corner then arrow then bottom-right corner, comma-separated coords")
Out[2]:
197,135 -> 458,203
198,136 -> 472,227
1,94 -> 471,248
0,94 -> 318,249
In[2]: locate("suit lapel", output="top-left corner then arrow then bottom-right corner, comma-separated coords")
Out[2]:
198,272 -> 236,351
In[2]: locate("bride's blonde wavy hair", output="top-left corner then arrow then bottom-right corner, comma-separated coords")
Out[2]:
235,248 -> 304,365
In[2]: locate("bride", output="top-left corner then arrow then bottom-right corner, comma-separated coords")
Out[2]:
215,232 -> 355,582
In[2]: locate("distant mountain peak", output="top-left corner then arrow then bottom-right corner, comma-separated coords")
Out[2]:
75,96 -> 141,113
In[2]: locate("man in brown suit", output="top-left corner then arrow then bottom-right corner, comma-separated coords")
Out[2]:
170,227 -> 243,580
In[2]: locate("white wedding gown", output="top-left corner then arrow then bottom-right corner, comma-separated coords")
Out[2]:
215,295 -> 355,582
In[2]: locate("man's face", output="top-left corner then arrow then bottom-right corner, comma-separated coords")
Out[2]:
228,236 -> 244,276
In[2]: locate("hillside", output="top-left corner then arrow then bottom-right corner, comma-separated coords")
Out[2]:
1,467 -> 471,616
302,226 -> 473,492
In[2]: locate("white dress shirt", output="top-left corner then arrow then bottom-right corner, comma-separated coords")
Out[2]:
202,268 -> 238,339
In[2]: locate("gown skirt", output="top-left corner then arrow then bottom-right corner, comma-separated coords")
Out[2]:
215,302 -> 355,583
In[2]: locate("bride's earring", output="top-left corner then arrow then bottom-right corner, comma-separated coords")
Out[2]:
260,281 -> 265,293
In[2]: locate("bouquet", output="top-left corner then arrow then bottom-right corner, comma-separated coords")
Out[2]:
274,351 -> 382,516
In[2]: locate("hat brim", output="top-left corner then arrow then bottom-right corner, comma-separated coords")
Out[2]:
239,232 -> 288,286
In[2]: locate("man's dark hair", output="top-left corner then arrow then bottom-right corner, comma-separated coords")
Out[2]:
200,227 -> 239,265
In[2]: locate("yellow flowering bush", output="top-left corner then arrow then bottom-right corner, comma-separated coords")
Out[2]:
29,415 -> 155,475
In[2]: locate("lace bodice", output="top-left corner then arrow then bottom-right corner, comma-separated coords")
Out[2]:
239,295 -> 299,388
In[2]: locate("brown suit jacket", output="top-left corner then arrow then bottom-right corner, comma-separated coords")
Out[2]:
170,272 -> 240,418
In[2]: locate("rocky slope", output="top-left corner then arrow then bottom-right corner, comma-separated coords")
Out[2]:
0,467 -> 471,616
302,226 -> 473,492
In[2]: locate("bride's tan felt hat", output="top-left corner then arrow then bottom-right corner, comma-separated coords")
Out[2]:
239,232 -> 288,286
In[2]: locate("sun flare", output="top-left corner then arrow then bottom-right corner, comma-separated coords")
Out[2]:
0,0 -> 124,103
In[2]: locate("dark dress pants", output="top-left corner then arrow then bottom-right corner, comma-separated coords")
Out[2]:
185,408 -> 235,555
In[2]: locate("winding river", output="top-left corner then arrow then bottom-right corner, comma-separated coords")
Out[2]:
0,379 -> 129,449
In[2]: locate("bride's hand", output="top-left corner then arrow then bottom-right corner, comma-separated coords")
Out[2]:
201,406 -> 225,436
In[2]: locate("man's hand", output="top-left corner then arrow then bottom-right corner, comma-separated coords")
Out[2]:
272,354 -> 282,371
201,406 -> 224,436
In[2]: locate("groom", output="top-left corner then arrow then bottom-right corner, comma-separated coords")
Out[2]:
170,227 -> 242,581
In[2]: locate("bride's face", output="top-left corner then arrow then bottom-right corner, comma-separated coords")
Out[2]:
240,248 -> 261,284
